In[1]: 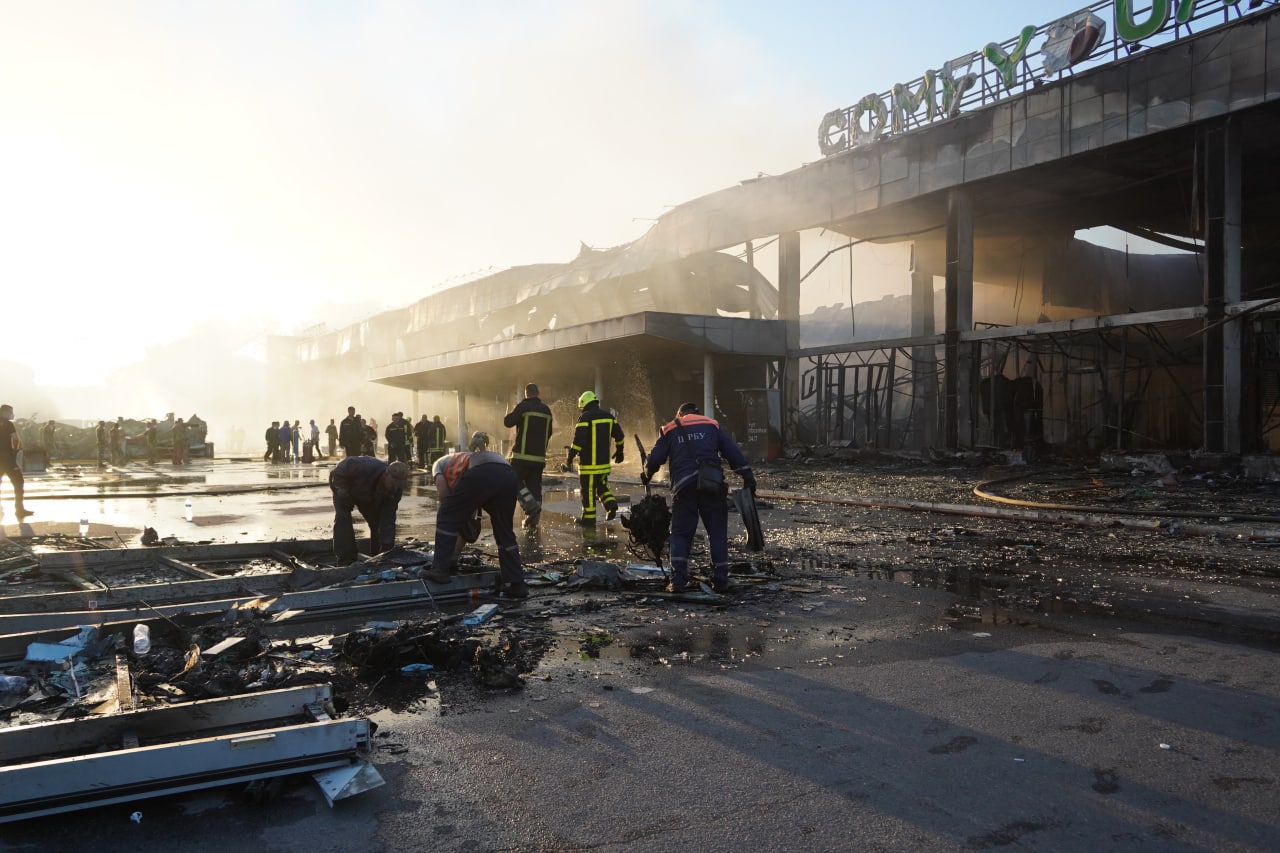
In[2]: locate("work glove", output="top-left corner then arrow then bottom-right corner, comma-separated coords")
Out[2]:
612,446 -> 624,464
561,454 -> 574,473
640,470 -> 651,486
742,473 -> 757,495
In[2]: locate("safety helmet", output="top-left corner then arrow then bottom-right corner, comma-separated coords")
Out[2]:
578,390 -> 597,408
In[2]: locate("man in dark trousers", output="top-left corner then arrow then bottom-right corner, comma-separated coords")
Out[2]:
413,414 -> 432,467
0,404 -> 32,519
338,406 -> 361,457
264,421 -> 279,462
423,432 -> 526,598
642,402 -> 755,594
328,456 -> 410,564
426,415 -> 447,466
503,383 -> 552,529
565,391 -> 624,526
385,412 -> 409,463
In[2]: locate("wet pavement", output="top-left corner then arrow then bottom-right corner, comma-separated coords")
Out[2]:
1,454 -> 1279,851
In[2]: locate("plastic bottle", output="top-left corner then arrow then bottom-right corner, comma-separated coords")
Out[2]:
132,624 -> 151,655
0,675 -> 28,693
79,516 -> 89,537
184,498 -> 193,522
517,486 -> 541,515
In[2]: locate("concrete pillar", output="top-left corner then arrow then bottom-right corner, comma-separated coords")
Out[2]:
594,366 -> 604,405
412,390 -> 420,421
1202,120 -> 1243,454
455,391 -> 467,452
703,353 -> 715,417
911,238 -> 944,448
779,231 -> 802,445
944,191 -> 974,450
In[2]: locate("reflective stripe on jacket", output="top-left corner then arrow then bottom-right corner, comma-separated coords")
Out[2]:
505,398 -> 553,464
570,402 -> 623,474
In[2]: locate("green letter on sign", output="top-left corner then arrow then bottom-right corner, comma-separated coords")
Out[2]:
1115,0 -> 1171,42
983,26 -> 1037,90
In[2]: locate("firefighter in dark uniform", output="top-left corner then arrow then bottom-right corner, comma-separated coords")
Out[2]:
564,391 -> 624,526
328,457 -> 409,563
423,432 -> 526,598
503,383 -> 553,529
642,402 -> 755,593
426,415 -> 447,466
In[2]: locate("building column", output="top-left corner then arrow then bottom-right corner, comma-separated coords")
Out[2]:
779,231 -> 802,446
944,191 -> 974,450
412,390 -> 420,421
594,366 -> 604,405
911,238 -> 943,448
1202,120 -> 1243,454
455,391 -> 467,451
703,353 -> 715,417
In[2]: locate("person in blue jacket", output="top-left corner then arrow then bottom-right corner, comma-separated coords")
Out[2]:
641,402 -> 755,593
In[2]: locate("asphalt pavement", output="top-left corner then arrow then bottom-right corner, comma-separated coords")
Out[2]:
1,456 -> 1278,851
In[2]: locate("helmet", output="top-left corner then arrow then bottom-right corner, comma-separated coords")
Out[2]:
578,391 -> 597,408
468,431 -> 490,451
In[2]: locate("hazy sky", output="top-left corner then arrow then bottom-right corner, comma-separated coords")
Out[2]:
2,0 -> 1084,386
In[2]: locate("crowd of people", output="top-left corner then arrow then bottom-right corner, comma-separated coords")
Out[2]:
265,409 -> 450,466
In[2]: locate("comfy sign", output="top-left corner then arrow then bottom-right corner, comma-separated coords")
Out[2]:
818,0 -> 1267,155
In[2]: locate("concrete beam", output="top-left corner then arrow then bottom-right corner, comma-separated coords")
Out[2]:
944,191 -> 974,449
1201,120 -> 1243,453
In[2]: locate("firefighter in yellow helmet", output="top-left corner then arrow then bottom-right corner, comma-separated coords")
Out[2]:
564,391 -> 625,525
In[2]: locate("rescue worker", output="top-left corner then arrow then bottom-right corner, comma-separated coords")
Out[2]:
503,383 -> 552,529
328,457 -> 410,564
109,418 -> 123,466
423,432 -> 526,597
325,418 -> 339,457
338,406 -> 361,457
642,402 -> 755,594
565,391 -> 624,526
144,420 -> 158,464
413,414 -> 432,467
172,418 -> 190,466
385,412 -> 409,463
277,419 -> 293,462
0,404 -> 32,519
96,421 -> 108,467
426,415 -> 447,466
265,421 -> 280,462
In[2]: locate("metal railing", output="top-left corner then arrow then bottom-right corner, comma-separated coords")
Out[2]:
819,0 -> 1275,156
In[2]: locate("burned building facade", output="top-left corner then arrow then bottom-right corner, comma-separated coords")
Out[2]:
272,2 -> 1280,461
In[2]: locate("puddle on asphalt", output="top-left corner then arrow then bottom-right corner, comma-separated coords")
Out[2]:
627,625 -> 768,666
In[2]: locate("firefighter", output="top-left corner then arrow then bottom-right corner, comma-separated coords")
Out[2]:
426,415 -> 447,466
503,383 -> 553,529
641,402 -> 755,594
564,391 -> 624,526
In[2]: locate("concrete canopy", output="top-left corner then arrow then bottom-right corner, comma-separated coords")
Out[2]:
369,312 -> 785,396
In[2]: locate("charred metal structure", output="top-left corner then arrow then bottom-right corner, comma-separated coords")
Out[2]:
274,2 -> 1280,458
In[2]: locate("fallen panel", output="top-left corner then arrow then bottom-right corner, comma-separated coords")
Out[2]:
0,719 -> 370,823
0,685 -> 336,765
0,684 -> 378,823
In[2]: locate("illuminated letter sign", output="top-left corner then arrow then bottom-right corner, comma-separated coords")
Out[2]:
852,93 -> 889,145
818,109 -> 849,156
939,59 -> 978,118
891,71 -> 938,133
983,25 -> 1038,90
1114,0 -> 1171,41
817,0 -> 1262,156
